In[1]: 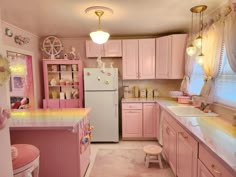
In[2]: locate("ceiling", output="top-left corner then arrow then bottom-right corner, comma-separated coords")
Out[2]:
0,0 -> 228,38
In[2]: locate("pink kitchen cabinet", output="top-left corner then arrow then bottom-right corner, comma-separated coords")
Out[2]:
162,120 -> 177,175
42,59 -> 83,109
198,160 -> 214,177
86,40 -> 122,58
122,38 -> 155,80
143,103 -> 156,137
199,144 -> 235,177
122,39 -> 139,79
122,103 -> 143,138
177,126 -> 198,177
162,109 -> 198,177
122,103 -> 157,138
156,34 -> 187,79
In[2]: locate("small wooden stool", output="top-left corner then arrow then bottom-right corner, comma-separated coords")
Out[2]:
12,144 -> 40,177
143,145 -> 163,168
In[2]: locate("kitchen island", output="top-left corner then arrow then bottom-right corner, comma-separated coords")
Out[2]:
10,108 -> 91,177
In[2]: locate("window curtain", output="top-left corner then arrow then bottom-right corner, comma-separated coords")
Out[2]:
200,20 -> 224,103
180,39 -> 195,95
224,11 -> 236,73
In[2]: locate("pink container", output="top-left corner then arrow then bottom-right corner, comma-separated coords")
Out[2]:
177,96 -> 190,104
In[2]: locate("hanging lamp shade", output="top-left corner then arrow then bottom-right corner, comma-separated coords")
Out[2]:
85,6 -> 113,45
90,30 -> 110,44
186,44 -> 197,56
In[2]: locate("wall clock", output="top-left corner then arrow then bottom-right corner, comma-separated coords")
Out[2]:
42,36 -> 63,59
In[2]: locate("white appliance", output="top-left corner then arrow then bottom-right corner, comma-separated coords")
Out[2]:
84,68 -> 119,142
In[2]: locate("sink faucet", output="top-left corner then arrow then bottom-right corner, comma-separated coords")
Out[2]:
200,102 -> 210,111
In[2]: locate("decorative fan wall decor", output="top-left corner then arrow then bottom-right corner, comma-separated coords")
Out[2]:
0,55 -> 11,86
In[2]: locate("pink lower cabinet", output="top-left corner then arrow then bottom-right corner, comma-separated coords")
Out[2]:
177,127 -> 198,177
199,144 -> 235,177
122,102 -> 157,138
122,103 -> 143,137
198,160 -> 214,177
162,109 -> 198,177
162,120 -> 177,175
143,103 -> 157,137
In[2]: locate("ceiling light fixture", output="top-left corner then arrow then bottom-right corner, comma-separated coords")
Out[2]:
85,6 -> 113,44
186,5 -> 207,57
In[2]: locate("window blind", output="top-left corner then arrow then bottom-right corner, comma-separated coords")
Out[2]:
214,49 -> 236,107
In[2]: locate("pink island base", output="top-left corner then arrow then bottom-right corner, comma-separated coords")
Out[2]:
10,108 -> 91,177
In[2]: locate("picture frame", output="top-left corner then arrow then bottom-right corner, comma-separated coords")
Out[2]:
11,75 -> 25,91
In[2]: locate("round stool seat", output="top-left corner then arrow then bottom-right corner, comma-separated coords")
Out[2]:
143,145 -> 163,168
12,144 -> 40,170
143,145 -> 162,155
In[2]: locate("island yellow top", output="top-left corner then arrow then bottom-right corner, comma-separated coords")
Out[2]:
10,108 -> 91,132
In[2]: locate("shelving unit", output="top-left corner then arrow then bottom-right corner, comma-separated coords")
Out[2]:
42,59 -> 84,109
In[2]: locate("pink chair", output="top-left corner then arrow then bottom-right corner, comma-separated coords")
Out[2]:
11,144 -> 40,177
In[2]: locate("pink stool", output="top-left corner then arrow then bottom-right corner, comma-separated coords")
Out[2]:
12,144 -> 40,177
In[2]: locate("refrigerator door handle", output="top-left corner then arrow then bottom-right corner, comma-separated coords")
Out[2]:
115,104 -> 118,118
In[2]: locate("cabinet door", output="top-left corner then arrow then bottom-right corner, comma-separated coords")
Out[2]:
168,124 -> 177,176
162,120 -> 169,159
143,103 -> 156,138
198,160 -> 214,177
177,130 -> 198,177
122,39 -> 139,79
156,104 -> 160,141
122,109 -> 143,137
169,34 -> 187,79
104,40 -> 122,57
85,40 -> 103,58
138,38 -> 156,79
156,36 -> 170,79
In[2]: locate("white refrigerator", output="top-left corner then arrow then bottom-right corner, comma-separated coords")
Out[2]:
84,68 -> 119,142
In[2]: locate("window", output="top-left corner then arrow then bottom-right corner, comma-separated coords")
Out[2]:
189,63 -> 205,95
215,48 -> 236,107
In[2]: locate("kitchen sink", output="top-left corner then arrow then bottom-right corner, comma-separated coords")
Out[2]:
167,106 -> 218,117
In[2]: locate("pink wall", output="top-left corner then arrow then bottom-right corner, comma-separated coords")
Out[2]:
1,21 -> 43,108
0,10 -> 14,177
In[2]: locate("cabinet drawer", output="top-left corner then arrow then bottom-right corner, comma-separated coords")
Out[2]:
199,144 -> 234,177
122,103 -> 142,110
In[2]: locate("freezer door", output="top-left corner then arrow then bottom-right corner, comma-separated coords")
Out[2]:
85,91 -> 119,142
84,68 -> 118,91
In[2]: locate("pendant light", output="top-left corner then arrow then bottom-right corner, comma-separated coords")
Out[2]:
85,6 -> 113,45
186,12 -> 197,56
192,5 -> 207,49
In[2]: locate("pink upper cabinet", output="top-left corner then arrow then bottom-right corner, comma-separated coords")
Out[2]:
122,38 -> 155,80
122,39 -> 139,79
156,34 -> 187,79
86,40 -> 122,58
138,38 -> 156,79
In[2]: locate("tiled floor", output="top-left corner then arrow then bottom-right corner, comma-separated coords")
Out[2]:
84,140 -> 173,177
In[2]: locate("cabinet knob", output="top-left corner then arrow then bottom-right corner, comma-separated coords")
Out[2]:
180,132 -> 188,139
87,72 -> 90,76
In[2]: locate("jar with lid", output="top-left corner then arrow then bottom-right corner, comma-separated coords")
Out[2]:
147,88 -> 153,98
140,88 -> 146,98
133,86 -> 139,98
124,86 -> 129,98
153,89 -> 159,98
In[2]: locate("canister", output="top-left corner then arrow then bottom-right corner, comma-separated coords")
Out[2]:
124,86 -> 129,98
147,88 -> 153,98
140,88 -> 146,98
154,89 -> 159,98
134,86 -> 139,98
